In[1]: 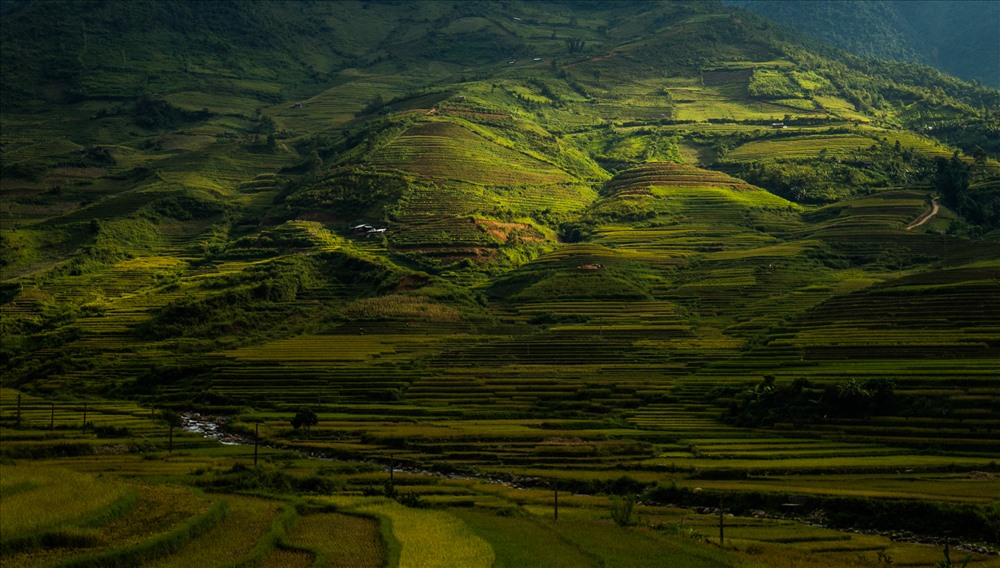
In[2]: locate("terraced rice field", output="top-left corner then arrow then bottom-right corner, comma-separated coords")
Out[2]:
0,462 -> 218,568
285,511 -> 386,568
161,167 -> 999,494
143,496 -> 287,568
723,134 -> 877,161
3,148 -> 998,566
333,497 -> 495,568
667,84 -> 824,122
368,121 -> 572,186
604,162 -> 760,194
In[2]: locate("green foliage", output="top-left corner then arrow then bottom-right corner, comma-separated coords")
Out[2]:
720,376 -> 899,427
199,463 -> 340,494
732,0 -> 1000,87
0,231 -> 39,271
65,218 -> 160,275
136,256 -> 332,340
741,138 -> 932,202
416,27 -> 525,65
278,166 -> 410,220
934,152 -> 971,208
159,409 -> 183,428
647,484 -> 1000,544
133,95 -> 210,130
583,128 -> 682,172
0,161 -> 45,180
512,271 -> 651,302
748,69 -> 801,99
917,111 -> 1000,158
609,493 -> 636,527
934,543 -> 972,568
142,192 -> 228,221
565,38 -> 586,54
357,94 -> 388,117
290,408 -> 318,434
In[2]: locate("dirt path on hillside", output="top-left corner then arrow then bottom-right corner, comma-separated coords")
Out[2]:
563,51 -> 618,69
907,196 -> 939,230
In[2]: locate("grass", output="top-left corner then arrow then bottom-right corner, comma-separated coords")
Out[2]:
0,470 -> 217,567
143,495 -> 284,568
285,511 -> 385,568
454,509 -> 598,568
332,497 -> 495,568
549,518 -> 735,568
0,465 -> 130,548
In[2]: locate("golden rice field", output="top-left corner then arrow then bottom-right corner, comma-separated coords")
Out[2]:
285,512 -> 386,568
0,465 -> 130,543
331,497 -> 495,568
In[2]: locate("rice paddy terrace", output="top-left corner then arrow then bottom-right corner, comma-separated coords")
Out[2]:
2,0 -> 1000,566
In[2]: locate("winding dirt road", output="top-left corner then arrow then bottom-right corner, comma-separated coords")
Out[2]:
907,196 -> 939,230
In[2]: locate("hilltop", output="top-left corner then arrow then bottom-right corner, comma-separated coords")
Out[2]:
1,1 -> 999,564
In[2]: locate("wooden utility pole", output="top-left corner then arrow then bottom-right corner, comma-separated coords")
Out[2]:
553,480 -> 559,522
718,498 -> 725,546
253,422 -> 259,466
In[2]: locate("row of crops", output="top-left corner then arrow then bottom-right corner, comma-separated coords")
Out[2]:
3,155 -> 998,563
2,413 -> 993,567
158,169 -> 999,505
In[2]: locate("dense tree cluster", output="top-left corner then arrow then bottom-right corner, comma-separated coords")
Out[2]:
740,138 -> 932,203
718,376 -> 898,427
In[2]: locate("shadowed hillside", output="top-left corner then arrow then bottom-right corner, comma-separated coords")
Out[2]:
729,0 -> 1000,88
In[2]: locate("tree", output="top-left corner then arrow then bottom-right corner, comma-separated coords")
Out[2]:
291,408 -> 318,437
969,146 -> 988,166
161,409 -> 183,427
358,94 -> 386,117
307,149 -> 322,173
161,409 -> 183,453
934,151 -> 970,210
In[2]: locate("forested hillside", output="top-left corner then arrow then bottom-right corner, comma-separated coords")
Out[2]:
729,0 -> 1000,87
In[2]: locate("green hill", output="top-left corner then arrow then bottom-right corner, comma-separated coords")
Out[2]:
2,1 -> 999,564
729,0 -> 1000,88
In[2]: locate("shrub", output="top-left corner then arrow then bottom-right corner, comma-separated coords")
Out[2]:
610,494 -> 636,526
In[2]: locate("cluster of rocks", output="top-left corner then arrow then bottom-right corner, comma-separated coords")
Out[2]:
181,413 -> 253,446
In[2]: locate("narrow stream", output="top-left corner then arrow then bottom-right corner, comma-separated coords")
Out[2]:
181,413 -> 251,445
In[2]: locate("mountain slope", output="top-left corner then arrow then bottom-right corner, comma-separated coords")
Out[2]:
3,0 -> 998,374
1,6 -> 1000,547
728,0 -> 1000,88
